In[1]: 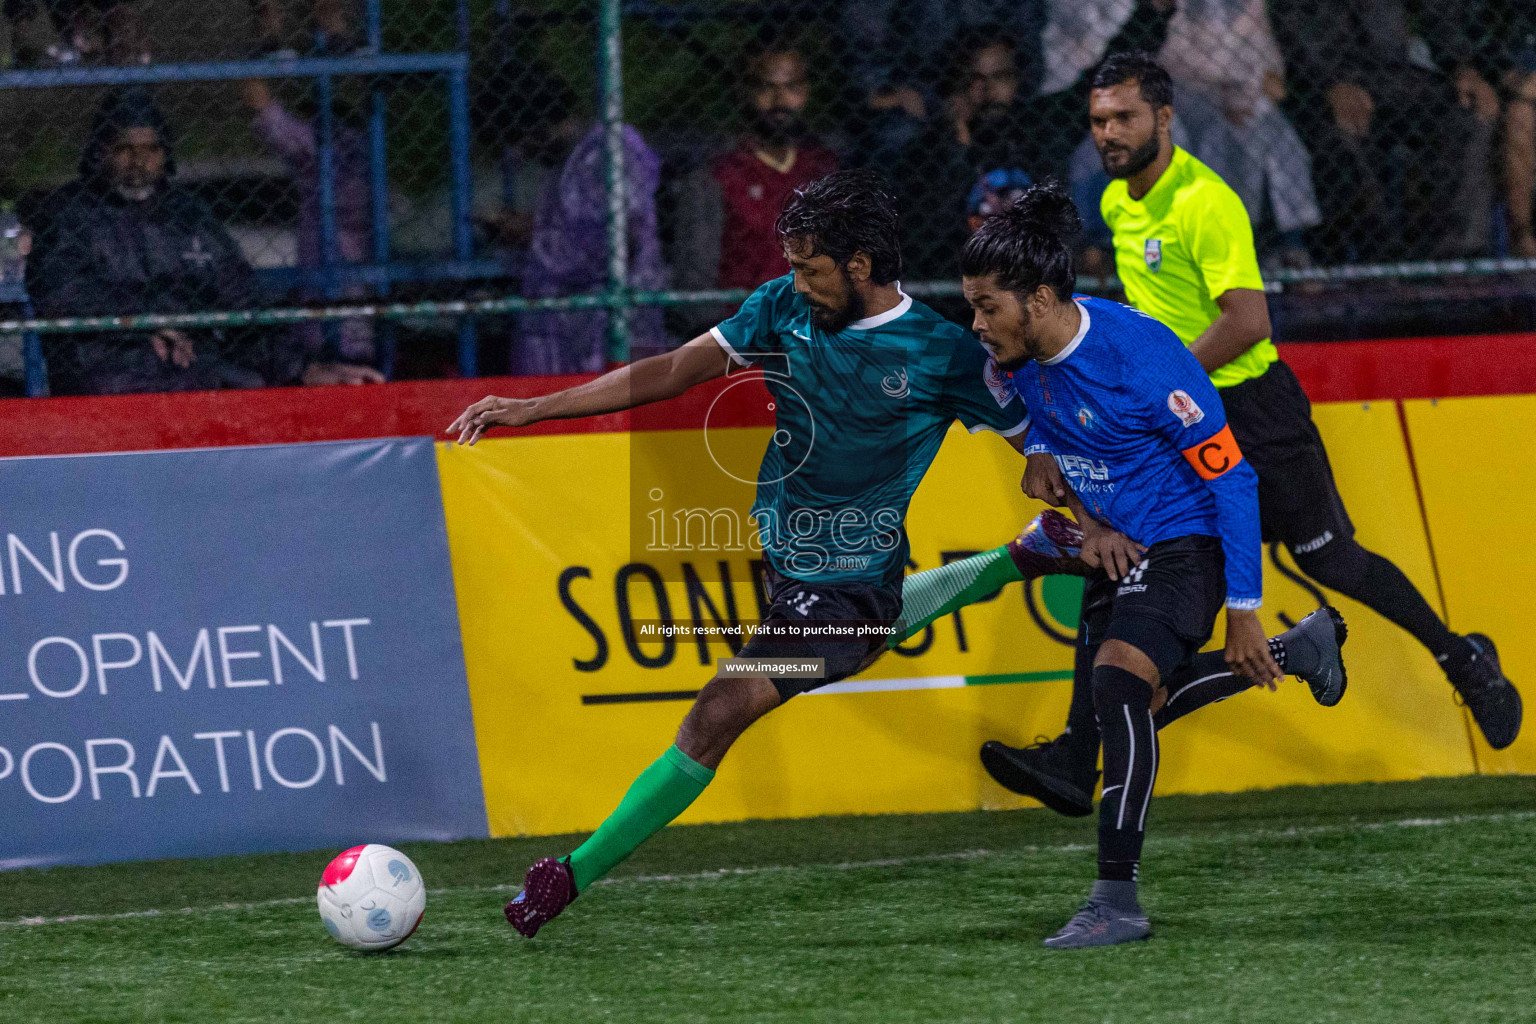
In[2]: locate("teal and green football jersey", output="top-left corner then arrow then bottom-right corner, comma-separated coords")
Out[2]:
711,275 -> 1027,585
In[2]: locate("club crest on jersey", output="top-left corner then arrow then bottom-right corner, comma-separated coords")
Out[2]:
1167,389 -> 1204,427
1144,238 -> 1163,272
1076,406 -> 1097,429
880,368 -> 910,399
982,357 -> 1013,408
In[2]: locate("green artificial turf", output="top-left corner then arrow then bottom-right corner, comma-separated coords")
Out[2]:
3,775 -> 1535,1023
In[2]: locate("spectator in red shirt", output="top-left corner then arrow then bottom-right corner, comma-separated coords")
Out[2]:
674,44 -> 838,297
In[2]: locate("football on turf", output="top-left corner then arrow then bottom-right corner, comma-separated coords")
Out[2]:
317,844 -> 426,951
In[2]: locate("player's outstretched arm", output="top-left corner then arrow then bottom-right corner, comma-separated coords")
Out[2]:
448,333 -> 734,445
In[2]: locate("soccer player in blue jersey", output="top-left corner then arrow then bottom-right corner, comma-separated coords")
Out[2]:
956,182 -> 1346,948
449,169 -> 1146,937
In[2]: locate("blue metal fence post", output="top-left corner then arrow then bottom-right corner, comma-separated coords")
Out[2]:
365,0 -> 395,377
447,60 -> 477,377
22,298 -> 45,396
316,65 -> 341,358
369,90 -> 396,378
494,0 -> 516,211
455,0 -> 470,51
598,0 -> 629,364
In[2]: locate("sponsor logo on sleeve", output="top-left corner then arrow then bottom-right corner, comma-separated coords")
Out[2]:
983,357 -> 1013,408
1167,389 -> 1205,427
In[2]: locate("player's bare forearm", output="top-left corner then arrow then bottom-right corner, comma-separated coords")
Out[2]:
1017,447 -> 1093,525
530,340 -> 723,419
448,334 -> 731,445
1071,494 -> 1145,581
1060,488 -> 1094,531
1225,606 -> 1282,689
1188,288 -> 1272,374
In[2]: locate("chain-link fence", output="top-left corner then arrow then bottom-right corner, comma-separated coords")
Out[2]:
2,0 -> 1535,397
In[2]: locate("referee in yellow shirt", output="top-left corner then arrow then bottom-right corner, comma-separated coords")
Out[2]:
982,53 -> 1519,815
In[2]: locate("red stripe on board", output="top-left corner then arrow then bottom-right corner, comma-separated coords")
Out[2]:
0,371 -> 776,458
1279,333 -> 1536,404
0,333 -> 1532,458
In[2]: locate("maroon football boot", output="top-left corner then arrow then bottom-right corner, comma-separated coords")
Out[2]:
504,857 -> 577,937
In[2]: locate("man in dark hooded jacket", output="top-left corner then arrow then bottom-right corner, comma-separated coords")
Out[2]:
894,0 -> 1175,282
27,87 -> 382,395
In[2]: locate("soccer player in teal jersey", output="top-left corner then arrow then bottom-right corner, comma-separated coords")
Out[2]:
449,169 -> 1145,937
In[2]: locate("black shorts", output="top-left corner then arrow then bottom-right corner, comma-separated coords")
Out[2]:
1219,360 -> 1354,555
738,565 -> 903,703
1079,535 -> 1227,678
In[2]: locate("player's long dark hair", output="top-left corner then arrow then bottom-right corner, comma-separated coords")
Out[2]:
775,168 -> 903,284
961,180 -> 1080,301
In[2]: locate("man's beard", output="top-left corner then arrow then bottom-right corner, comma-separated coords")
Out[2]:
113,181 -> 156,202
807,284 -> 865,333
992,306 -> 1036,373
969,101 -> 1012,132
968,102 -> 1014,147
1098,132 -> 1161,179
995,346 -> 1030,373
752,108 -> 806,148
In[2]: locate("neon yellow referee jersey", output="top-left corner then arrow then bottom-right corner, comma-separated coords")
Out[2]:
1101,146 -> 1277,389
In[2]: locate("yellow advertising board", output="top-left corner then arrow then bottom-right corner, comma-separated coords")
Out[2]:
1405,395 -> 1536,774
439,400 -> 1478,839
1156,401 -> 1473,795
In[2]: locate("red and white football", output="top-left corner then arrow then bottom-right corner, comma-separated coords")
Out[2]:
316,844 -> 426,951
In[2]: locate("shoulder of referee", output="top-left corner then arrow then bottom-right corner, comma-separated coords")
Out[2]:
1173,166 -> 1266,292
1173,163 -> 1253,231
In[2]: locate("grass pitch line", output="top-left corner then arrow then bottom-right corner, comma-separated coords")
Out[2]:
588,848 -> 999,886
5,896 -> 316,928
5,808 -> 1532,930
0,851 -> 1001,930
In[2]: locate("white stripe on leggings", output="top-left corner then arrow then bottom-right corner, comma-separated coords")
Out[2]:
1166,671 -> 1236,707
1137,709 -> 1158,832
1116,704 -> 1135,830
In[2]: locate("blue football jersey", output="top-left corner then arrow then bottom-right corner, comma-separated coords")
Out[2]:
1011,295 -> 1262,608
712,275 -> 1028,585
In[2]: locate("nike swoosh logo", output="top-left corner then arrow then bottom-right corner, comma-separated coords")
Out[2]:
792,330 -> 811,341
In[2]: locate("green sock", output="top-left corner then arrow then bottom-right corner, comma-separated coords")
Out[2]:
888,545 -> 1025,648
566,744 -> 716,892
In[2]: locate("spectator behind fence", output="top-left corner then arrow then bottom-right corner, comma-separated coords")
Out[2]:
27,88 -> 383,395
4,0 -> 149,66
838,0 -> 1046,172
511,75 -> 669,375
896,5 -> 1174,280
1032,0 -> 1175,152
1270,0 -> 1497,261
1481,1 -> 1536,257
391,58 -> 549,264
1158,0 -> 1321,266
673,44 -> 838,295
894,29 -> 1038,280
242,77 -> 374,364
966,167 -> 1033,234
1037,0 -> 1177,275
251,0 -> 359,59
